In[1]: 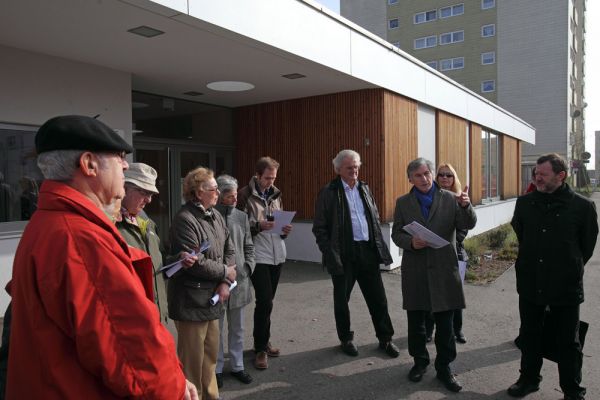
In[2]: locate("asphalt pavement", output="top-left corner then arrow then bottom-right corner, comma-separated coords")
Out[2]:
217,192 -> 600,400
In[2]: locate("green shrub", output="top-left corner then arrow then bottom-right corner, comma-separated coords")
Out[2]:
486,224 -> 512,249
463,236 -> 485,266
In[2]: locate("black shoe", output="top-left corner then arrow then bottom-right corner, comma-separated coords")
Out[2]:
426,335 -> 433,343
216,372 -> 223,388
507,377 -> 540,397
437,373 -> 463,392
230,370 -> 253,384
455,332 -> 467,344
564,394 -> 585,400
408,364 -> 427,382
379,341 -> 400,358
340,340 -> 359,356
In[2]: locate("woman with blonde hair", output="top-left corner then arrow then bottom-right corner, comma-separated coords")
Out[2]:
168,166 -> 237,400
426,163 -> 468,344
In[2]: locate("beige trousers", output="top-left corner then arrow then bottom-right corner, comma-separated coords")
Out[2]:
175,319 -> 220,400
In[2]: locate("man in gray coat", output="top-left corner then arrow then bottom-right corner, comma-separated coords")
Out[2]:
392,158 -> 476,393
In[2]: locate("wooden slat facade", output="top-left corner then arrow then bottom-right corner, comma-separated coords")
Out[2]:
382,91 -> 418,221
234,89 -> 388,221
469,123 -> 483,205
501,135 -> 520,199
234,89 -> 523,221
436,111 -> 468,188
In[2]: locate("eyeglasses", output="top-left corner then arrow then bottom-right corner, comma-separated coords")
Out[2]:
437,173 -> 454,178
133,187 -> 154,198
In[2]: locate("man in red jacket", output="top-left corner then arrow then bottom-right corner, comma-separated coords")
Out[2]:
6,115 -> 198,400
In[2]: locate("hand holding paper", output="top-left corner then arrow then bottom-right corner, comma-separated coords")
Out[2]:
403,221 -> 450,249
210,280 -> 238,306
271,210 -> 296,235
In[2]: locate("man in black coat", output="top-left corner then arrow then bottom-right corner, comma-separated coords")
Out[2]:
508,153 -> 598,400
312,149 -> 399,359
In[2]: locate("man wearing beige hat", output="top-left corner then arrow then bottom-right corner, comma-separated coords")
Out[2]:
117,162 -> 169,324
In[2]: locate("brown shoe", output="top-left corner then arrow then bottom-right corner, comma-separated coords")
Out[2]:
266,342 -> 280,357
254,351 -> 268,369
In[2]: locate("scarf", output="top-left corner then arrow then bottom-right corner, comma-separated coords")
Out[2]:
414,182 -> 437,219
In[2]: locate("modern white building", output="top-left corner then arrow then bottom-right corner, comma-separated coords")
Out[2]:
0,0 -> 534,312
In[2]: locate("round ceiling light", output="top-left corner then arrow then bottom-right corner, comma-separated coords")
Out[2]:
206,81 -> 254,92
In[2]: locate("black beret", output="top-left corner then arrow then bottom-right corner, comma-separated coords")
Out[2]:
35,115 -> 134,154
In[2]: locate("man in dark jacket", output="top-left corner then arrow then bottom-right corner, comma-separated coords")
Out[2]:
508,153 -> 598,400
312,149 -> 399,358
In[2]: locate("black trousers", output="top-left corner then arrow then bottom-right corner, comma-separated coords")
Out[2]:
407,309 -> 456,377
425,309 -> 462,336
331,242 -> 394,343
250,263 -> 282,352
518,297 -> 585,397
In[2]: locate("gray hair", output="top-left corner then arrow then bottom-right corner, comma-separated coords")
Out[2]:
37,150 -> 84,181
216,174 -> 238,196
332,149 -> 361,172
407,158 -> 435,178
37,150 -> 112,181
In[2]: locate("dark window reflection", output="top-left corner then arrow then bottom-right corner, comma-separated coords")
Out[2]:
0,126 -> 43,223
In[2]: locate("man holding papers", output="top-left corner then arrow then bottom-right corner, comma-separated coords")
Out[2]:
237,157 -> 292,370
392,157 -> 476,393
313,149 -> 399,359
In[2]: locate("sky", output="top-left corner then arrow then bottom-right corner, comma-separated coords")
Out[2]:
315,0 -> 598,168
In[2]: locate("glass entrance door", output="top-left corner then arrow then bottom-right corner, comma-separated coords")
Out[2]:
133,141 -> 232,245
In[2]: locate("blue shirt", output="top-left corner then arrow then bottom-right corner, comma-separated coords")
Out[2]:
342,180 -> 370,241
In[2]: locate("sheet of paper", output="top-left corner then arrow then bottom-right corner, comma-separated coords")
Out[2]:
159,246 -> 204,278
270,210 -> 296,235
402,221 -> 450,249
458,261 -> 467,283
210,280 -> 238,306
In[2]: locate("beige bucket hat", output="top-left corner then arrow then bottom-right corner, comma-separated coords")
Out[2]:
124,162 -> 159,194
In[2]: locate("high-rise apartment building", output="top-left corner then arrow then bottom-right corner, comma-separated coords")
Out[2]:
341,0 -> 586,187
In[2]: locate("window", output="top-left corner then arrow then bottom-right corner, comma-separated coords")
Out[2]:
388,18 -> 399,29
482,0 -> 495,9
414,10 -> 437,24
414,35 -> 437,49
0,124 -> 43,224
440,3 -> 464,18
482,24 -> 495,37
440,57 -> 464,71
481,80 -> 496,92
481,51 -> 495,64
440,30 -> 464,45
481,130 -> 500,201
388,0 -> 398,4
425,61 -> 438,69
391,41 -> 400,48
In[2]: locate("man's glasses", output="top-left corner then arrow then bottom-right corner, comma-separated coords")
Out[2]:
437,173 -> 454,178
133,187 -> 154,198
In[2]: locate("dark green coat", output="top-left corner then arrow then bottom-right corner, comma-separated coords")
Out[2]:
511,183 -> 598,305
117,214 -> 169,324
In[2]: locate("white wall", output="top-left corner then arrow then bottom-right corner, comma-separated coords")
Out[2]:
0,45 -> 132,138
0,45 -> 133,313
283,199 -> 516,269
417,103 -> 436,163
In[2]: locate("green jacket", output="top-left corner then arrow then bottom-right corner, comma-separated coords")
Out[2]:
117,213 -> 169,324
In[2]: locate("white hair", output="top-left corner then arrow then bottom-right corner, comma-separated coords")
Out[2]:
37,150 -> 111,181
332,149 -> 361,172
216,174 -> 238,195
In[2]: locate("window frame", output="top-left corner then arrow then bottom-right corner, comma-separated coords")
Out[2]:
481,80 -> 496,93
481,130 -> 501,203
439,57 -> 465,71
425,60 -> 438,69
414,9 -> 437,24
481,51 -> 496,65
388,0 -> 399,5
440,3 -> 464,19
481,0 -> 496,10
388,18 -> 399,30
414,35 -> 438,49
481,24 -> 496,37
440,30 -> 464,45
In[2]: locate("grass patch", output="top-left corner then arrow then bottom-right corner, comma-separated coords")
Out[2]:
463,223 -> 516,285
